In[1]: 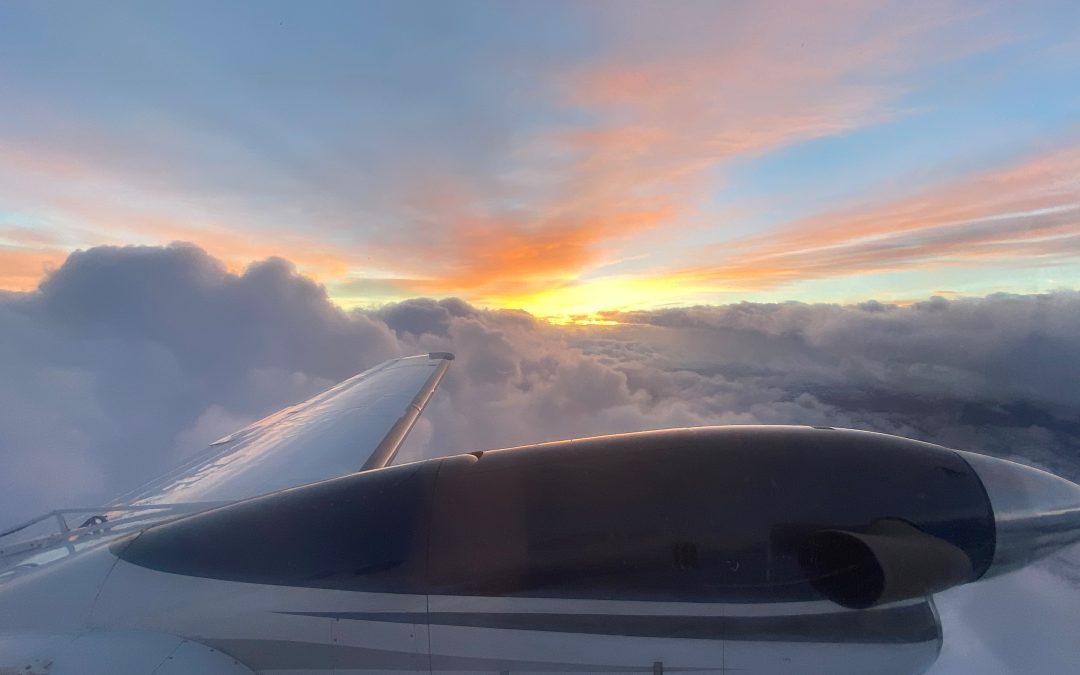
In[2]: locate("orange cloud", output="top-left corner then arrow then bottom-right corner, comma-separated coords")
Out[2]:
0,1 -> 1027,314
0,247 -> 66,291
52,200 -> 356,282
389,181 -> 677,298
372,3 -> 981,304
0,131 -> 362,289
669,144 -> 1080,290
0,146 -> 353,287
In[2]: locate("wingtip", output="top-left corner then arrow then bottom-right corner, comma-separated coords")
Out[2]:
428,351 -> 456,361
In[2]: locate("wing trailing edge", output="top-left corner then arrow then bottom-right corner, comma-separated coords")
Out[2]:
115,352 -> 455,506
361,352 -> 453,471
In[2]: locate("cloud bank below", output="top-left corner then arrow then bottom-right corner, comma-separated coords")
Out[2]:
1,243 -> 1078,672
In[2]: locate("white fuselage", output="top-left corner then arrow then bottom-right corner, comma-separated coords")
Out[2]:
0,542 -> 941,674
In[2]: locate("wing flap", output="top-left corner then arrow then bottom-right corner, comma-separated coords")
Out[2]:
362,353 -> 453,471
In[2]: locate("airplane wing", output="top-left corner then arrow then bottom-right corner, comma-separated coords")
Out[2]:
116,352 -> 454,506
1,352 -> 452,584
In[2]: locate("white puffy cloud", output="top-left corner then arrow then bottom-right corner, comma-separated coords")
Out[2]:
0,243 -> 1078,672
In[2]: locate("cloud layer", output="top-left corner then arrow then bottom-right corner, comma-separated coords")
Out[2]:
4,243 -> 1080,515
1,244 -> 1078,672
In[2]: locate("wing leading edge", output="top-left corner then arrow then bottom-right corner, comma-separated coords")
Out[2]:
118,353 -> 454,507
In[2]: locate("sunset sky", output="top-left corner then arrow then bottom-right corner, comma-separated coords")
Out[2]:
3,5 -> 1080,668
2,0 -> 1079,319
